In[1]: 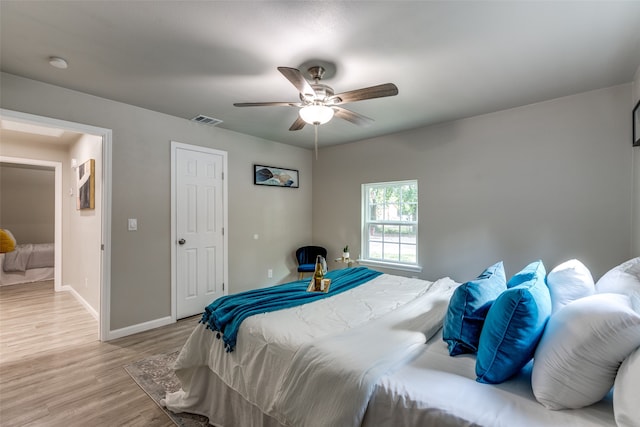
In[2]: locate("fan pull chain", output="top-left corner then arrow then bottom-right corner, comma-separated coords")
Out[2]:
314,123 -> 319,160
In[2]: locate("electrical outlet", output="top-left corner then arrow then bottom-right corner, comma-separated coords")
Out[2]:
268,269 -> 273,278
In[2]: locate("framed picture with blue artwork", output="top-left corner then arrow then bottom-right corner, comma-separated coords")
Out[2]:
254,164 -> 299,188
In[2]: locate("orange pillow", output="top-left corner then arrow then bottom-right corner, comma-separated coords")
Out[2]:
0,229 -> 16,253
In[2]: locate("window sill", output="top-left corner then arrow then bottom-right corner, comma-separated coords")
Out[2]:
357,259 -> 423,273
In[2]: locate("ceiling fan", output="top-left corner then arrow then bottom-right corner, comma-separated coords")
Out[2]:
233,65 -> 399,131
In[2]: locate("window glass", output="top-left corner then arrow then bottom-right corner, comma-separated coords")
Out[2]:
361,180 -> 418,267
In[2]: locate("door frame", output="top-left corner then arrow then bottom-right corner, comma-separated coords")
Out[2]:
0,108 -> 112,341
170,141 -> 228,321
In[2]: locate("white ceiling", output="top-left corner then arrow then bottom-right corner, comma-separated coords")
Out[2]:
0,119 -> 82,146
1,1 -> 639,149
0,128 -> 81,147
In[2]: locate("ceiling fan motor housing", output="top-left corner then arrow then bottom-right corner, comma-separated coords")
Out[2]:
307,65 -> 326,81
300,83 -> 335,105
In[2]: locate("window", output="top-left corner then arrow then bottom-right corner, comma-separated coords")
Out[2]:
361,180 -> 420,271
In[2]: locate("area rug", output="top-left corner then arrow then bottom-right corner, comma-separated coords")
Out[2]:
125,351 -> 210,427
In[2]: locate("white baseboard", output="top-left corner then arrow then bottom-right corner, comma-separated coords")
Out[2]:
61,284 -> 99,320
61,283 -> 176,341
105,315 -> 175,341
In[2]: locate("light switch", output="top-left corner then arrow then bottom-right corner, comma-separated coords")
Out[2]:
128,218 -> 138,231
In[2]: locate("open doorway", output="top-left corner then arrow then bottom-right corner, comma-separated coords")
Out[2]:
0,108 -> 112,340
0,159 -> 61,289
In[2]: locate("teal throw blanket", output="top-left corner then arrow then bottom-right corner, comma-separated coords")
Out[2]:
200,267 -> 382,352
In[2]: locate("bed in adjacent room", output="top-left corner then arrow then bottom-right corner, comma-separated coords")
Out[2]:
163,260 -> 639,427
0,229 -> 55,286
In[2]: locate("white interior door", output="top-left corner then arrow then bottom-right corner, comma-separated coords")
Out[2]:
174,144 -> 226,319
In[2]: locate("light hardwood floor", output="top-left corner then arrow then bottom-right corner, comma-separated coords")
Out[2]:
0,280 -> 200,426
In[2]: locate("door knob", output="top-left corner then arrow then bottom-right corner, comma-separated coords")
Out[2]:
178,238 -> 186,245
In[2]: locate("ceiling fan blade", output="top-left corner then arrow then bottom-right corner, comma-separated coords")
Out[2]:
289,116 -> 306,131
233,101 -> 302,107
278,67 -> 317,98
332,83 -> 398,104
333,106 -> 374,126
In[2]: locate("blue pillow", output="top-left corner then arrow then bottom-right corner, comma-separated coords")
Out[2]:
475,260 -> 551,384
443,261 -> 506,356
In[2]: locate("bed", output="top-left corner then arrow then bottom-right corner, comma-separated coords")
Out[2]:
163,262 -> 638,427
0,241 -> 55,286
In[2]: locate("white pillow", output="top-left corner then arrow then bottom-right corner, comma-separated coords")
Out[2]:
596,257 -> 640,313
531,293 -> 640,410
614,347 -> 640,427
546,259 -> 594,314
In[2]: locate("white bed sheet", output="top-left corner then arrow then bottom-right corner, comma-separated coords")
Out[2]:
364,330 -> 615,427
0,253 -> 54,286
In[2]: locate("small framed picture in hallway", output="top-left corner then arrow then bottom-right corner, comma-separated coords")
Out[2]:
77,158 -> 95,209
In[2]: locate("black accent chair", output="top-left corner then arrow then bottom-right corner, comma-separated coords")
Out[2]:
296,246 -> 328,279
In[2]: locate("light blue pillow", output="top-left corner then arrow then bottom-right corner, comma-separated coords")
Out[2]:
476,260 -> 551,384
443,261 -> 506,356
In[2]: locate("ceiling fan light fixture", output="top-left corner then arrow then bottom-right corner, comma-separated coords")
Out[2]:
299,105 -> 334,125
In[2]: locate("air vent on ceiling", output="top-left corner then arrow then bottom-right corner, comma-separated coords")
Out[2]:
190,115 -> 223,126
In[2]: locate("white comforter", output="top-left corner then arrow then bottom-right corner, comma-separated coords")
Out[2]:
165,273 -> 459,427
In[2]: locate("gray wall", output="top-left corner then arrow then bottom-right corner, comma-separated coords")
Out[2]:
0,163 -> 54,243
314,84 -> 634,282
1,72 -> 313,331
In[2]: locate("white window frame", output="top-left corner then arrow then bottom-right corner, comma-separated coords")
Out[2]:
360,180 -> 422,273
